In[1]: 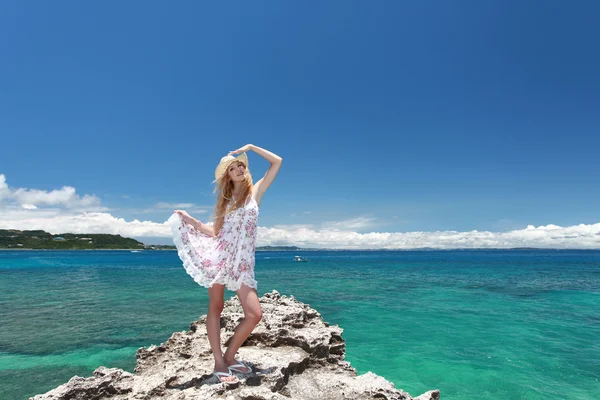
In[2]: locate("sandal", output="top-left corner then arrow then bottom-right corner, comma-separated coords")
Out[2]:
212,369 -> 239,383
228,362 -> 252,374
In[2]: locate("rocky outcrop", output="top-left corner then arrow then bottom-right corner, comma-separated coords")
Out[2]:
31,291 -> 440,400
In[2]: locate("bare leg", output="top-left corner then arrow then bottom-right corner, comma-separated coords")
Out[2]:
207,284 -> 237,382
223,284 -> 262,372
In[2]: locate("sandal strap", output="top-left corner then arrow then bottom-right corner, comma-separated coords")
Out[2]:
213,369 -> 235,377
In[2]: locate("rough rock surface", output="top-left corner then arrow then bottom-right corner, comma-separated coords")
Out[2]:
31,290 -> 440,400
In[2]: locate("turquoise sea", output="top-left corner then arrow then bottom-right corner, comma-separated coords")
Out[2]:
1,249 -> 599,399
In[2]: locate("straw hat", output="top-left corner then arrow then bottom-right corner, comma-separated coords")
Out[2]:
214,152 -> 249,181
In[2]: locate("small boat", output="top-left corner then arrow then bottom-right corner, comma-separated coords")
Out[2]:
294,255 -> 308,262
130,250 -> 142,253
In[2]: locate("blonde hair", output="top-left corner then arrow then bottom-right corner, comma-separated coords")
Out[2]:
212,162 -> 253,235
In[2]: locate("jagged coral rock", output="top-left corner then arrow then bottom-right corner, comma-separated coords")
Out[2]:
31,290 -> 440,400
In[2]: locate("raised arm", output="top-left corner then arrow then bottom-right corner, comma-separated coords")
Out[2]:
229,144 -> 282,205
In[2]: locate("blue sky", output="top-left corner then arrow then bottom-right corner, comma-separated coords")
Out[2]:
1,1 -> 599,248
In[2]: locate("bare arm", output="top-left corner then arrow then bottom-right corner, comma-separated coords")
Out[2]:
229,144 -> 283,205
190,217 -> 216,237
174,210 -> 216,237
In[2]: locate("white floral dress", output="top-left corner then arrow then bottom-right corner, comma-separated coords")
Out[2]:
167,197 -> 259,291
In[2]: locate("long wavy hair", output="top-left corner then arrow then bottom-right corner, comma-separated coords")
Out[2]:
213,161 -> 253,235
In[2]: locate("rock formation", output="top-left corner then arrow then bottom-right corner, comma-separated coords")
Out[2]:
31,291 -> 440,400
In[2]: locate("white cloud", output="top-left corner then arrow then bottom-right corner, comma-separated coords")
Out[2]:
0,174 -> 102,210
0,212 -> 169,237
0,174 -> 11,201
325,217 -> 377,231
255,223 -> 600,249
13,186 -> 101,208
1,174 -> 599,249
1,207 -> 598,249
0,175 -> 201,238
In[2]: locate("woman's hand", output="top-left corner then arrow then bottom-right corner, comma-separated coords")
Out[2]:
174,210 -> 196,226
229,144 -> 253,155
174,209 -> 190,218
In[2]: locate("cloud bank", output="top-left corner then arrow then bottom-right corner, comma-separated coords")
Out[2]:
1,174 -> 103,210
0,211 -> 169,237
1,174 -> 599,249
1,211 -> 598,249
256,223 -> 600,249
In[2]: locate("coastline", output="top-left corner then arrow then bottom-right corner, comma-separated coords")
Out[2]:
2,247 -> 600,252
0,248 -> 177,251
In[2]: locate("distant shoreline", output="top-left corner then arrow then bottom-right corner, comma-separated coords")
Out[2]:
1,247 -> 599,252
0,248 -> 176,251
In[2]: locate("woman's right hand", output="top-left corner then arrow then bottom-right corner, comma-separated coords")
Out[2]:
174,210 -> 194,225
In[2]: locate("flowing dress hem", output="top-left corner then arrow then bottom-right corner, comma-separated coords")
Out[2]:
167,214 -> 258,291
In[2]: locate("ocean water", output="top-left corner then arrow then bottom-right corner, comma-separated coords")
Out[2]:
1,249 -> 599,400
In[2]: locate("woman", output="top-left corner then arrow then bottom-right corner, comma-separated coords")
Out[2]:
167,144 -> 282,383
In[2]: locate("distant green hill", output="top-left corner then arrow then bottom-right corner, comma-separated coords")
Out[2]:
0,229 -> 314,251
0,229 -> 155,250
